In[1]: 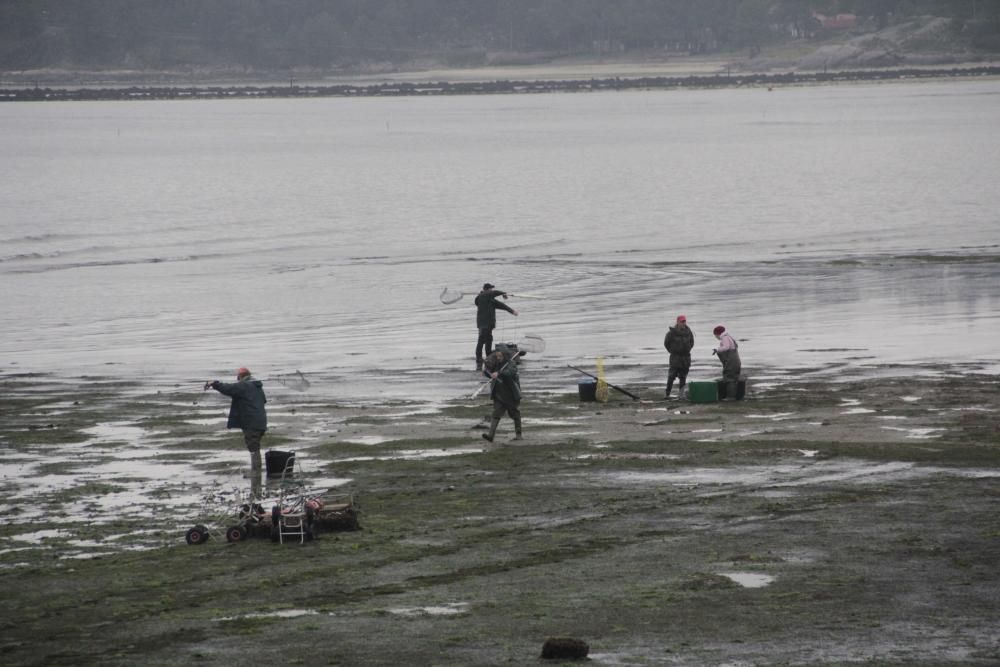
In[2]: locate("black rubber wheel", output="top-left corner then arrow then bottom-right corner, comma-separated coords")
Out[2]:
185,526 -> 208,545
225,525 -> 245,543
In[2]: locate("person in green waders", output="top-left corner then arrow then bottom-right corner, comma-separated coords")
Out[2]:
712,325 -> 742,399
205,367 -> 268,473
481,349 -> 522,442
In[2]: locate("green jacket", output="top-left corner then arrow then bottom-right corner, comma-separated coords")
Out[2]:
485,360 -> 521,408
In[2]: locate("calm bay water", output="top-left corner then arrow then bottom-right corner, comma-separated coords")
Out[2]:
2,79 -> 999,401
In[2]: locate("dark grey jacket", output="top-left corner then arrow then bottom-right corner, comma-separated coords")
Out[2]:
475,289 -> 514,330
211,378 -> 267,431
664,325 -> 695,370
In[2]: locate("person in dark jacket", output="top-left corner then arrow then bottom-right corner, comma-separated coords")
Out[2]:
664,314 -> 694,399
474,282 -> 517,370
205,367 -> 267,472
481,349 -> 522,442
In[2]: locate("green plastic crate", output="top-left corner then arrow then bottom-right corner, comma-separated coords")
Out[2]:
686,381 -> 718,403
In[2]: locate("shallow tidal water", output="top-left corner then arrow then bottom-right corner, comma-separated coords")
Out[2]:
1,78 -> 999,403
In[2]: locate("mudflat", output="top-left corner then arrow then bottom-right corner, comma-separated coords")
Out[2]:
1,365 -> 998,666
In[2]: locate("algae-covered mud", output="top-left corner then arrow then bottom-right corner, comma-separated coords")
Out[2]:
1,364 -> 998,666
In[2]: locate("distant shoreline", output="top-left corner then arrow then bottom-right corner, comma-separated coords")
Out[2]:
3,64 -> 999,102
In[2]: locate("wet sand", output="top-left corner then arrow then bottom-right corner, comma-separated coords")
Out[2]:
1,363 -> 999,665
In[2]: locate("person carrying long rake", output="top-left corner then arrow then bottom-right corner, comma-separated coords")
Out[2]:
481,348 -> 522,443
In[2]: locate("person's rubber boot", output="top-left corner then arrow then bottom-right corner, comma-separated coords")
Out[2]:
678,384 -> 686,401
250,449 -> 262,473
665,384 -> 672,400
512,416 -> 523,441
482,418 -> 499,443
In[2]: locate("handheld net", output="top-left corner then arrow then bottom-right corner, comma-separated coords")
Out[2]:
440,287 -> 467,305
517,334 -> 546,354
274,370 -> 311,392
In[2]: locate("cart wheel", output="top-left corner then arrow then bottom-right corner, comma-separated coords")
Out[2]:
225,525 -> 246,543
185,526 -> 209,545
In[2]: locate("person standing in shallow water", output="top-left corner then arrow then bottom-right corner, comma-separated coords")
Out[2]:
481,349 -> 522,442
475,282 -> 517,370
712,325 -> 742,399
205,367 -> 267,473
664,314 -> 694,399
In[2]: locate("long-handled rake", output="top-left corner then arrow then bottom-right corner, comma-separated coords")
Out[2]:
471,351 -> 524,399
569,365 -> 640,401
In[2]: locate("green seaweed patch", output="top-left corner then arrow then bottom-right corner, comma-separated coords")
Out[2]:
138,415 -> 215,430
678,572 -> 740,591
820,439 -> 1000,465
34,459 -> 110,475
2,426 -> 90,449
439,404 -> 495,419
727,552 -> 785,564
342,415 -> 393,425
47,481 -> 130,503
324,436 -> 472,452
309,442 -> 386,460
216,615 -> 273,635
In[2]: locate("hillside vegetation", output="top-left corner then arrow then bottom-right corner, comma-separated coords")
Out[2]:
1,1 -> 998,78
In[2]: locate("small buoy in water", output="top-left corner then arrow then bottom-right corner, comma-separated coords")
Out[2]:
541,637 -> 589,660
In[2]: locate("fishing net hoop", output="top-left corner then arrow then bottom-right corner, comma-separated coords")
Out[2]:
275,370 -> 311,392
440,287 -> 466,304
517,334 -> 546,354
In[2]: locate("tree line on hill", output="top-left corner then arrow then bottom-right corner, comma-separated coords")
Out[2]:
2,0 -> 998,72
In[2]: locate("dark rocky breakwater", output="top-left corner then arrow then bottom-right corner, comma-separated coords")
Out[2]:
3,65 -> 999,102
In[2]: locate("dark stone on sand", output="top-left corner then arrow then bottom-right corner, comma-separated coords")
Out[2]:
541,636 -> 589,660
